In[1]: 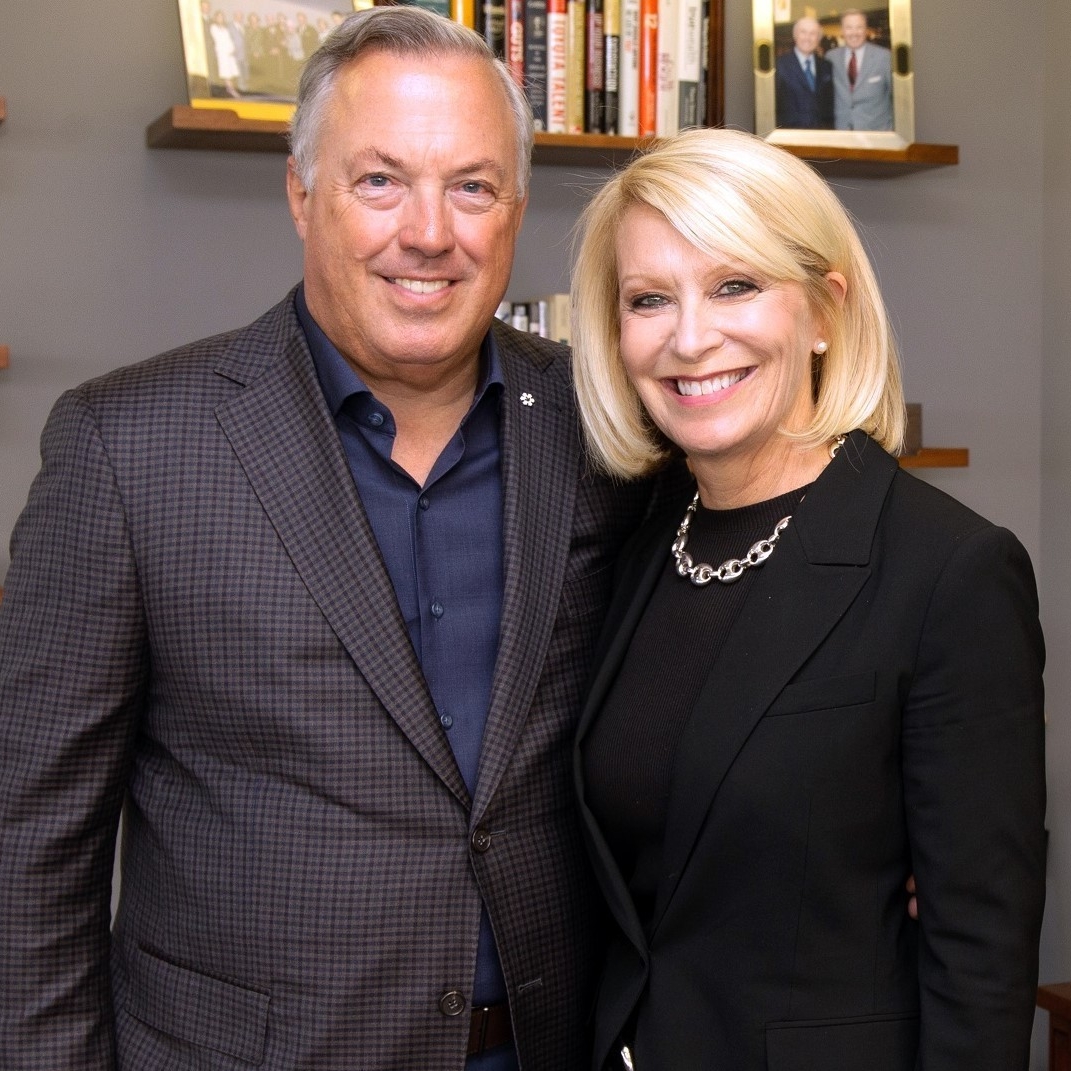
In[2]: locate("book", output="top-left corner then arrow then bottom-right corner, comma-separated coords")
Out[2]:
524,0 -> 549,129
676,0 -> 700,129
565,0 -> 586,133
546,0 -> 568,132
696,0 -> 709,126
451,0 -> 477,24
584,0 -> 605,133
637,0 -> 658,137
617,0 -> 640,136
603,0 -> 621,134
542,293 -> 572,345
507,0 -> 525,90
480,0 -> 507,59
655,0 -> 679,136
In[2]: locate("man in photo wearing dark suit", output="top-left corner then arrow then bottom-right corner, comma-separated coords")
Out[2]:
774,15 -> 834,129
0,8 -> 662,1070
827,8 -> 894,131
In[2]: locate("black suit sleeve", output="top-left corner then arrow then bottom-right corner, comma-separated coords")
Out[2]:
901,523 -> 1046,1070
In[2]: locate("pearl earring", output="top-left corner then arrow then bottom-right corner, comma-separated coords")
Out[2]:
813,340 -> 828,354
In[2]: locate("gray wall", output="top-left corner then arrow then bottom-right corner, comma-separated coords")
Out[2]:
0,0 -> 1066,1062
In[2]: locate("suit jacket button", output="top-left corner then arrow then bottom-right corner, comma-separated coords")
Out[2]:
439,990 -> 466,1016
471,828 -> 493,854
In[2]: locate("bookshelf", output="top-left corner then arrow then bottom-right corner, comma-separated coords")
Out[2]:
146,105 -> 957,175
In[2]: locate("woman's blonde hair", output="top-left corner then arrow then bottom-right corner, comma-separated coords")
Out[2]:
571,127 -> 905,478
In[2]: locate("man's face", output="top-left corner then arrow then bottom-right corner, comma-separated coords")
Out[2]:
792,18 -> 821,56
287,50 -> 527,397
841,13 -> 868,49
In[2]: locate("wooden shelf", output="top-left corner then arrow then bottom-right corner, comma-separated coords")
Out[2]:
146,106 -> 957,175
0,96 -> 6,124
898,447 -> 969,469
0,345 -> 10,370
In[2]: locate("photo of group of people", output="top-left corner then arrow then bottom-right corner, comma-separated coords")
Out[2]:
180,0 -> 356,108
772,5 -> 893,132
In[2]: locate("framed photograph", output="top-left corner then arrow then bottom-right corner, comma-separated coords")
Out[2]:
752,0 -> 914,150
177,1 -> 361,121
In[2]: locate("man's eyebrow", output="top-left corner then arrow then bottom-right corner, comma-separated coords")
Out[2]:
343,149 -> 508,183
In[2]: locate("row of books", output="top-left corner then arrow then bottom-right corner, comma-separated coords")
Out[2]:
495,293 -> 572,344
386,0 -> 712,136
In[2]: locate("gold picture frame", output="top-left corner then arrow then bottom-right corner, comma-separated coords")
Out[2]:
753,0 -> 914,150
178,1 -> 362,122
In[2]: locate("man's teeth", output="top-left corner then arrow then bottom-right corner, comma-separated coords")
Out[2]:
393,278 -> 450,294
676,370 -> 747,396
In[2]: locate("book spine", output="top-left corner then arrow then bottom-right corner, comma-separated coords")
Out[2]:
480,0 -> 506,59
617,0 -> 639,135
603,0 -> 620,134
676,0 -> 700,129
451,0 -> 478,28
525,0 -> 549,129
565,0 -> 586,133
546,0 -> 568,132
507,0 -> 526,89
655,0 -> 678,136
696,0 -> 709,125
637,0 -> 658,137
584,0 -> 605,133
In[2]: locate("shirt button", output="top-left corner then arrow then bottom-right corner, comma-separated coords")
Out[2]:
431,601 -> 444,619
439,990 -> 466,1017
418,495 -> 430,511
471,828 -> 493,854
368,411 -> 385,428
440,713 -> 454,729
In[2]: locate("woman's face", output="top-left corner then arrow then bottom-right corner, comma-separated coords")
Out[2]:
615,204 -> 831,498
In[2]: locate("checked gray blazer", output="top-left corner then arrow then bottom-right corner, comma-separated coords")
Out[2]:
0,291 -> 657,1070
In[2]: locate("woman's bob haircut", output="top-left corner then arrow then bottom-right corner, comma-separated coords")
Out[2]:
571,127 -> 905,479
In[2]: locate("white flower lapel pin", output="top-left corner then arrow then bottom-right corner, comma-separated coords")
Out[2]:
520,392 -> 535,407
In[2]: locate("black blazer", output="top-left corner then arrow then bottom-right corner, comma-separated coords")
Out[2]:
575,432 -> 1046,1071
775,50 -> 835,129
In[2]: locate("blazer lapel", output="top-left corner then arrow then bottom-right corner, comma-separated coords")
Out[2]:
472,324 -> 583,816
650,432 -> 898,930
575,515 -> 674,958
214,297 -> 469,806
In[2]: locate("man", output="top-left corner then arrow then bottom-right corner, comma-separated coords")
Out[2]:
0,9 -> 660,1069
826,8 -> 893,131
774,15 -> 834,129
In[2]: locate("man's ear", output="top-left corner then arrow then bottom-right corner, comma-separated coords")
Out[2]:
286,157 -> 309,241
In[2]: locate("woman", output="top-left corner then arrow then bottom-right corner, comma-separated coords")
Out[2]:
570,128 -> 1046,1071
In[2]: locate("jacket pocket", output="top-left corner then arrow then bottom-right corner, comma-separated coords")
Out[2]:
766,1011 -> 918,1070
763,671 -> 876,718
123,944 -> 270,1064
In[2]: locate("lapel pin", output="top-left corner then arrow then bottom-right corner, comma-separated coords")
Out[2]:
520,392 -> 535,407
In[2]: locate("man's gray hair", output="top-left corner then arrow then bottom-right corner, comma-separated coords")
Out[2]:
289,6 -> 534,197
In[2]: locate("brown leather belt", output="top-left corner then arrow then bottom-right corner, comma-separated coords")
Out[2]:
467,1003 -> 513,1057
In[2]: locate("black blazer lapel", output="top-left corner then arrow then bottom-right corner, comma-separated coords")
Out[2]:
213,298 -> 469,806
472,324 -> 584,815
650,433 -> 898,931
574,514 -> 673,960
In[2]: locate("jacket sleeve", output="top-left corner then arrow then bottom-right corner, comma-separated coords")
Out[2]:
0,390 -> 148,1070
902,522 -> 1046,1070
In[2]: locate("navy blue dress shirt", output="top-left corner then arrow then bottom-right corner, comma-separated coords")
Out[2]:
296,289 -> 516,1070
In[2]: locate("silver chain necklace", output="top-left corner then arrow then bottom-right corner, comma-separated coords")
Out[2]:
671,436 -> 845,587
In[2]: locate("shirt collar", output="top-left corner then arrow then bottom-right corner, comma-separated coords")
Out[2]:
294,283 -> 504,418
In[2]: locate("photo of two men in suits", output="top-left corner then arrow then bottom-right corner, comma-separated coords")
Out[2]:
774,6 -> 893,132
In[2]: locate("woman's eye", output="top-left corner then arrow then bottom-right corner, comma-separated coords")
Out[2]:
718,279 -> 758,297
629,293 -> 667,310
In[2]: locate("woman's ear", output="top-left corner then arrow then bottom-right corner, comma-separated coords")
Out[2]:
824,271 -> 848,307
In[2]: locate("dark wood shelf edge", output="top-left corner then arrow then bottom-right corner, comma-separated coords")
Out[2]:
0,97 -> 7,124
0,345 -> 10,370
146,107 -> 958,174
898,447 -> 969,469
